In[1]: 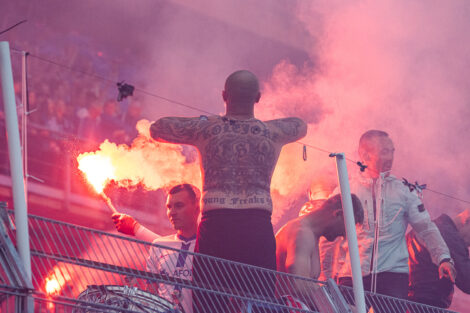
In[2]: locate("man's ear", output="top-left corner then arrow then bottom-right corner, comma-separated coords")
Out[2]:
333,209 -> 343,218
359,149 -> 370,163
255,92 -> 261,103
222,90 -> 228,102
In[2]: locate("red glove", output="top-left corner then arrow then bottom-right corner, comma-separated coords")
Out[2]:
111,213 -> 139,236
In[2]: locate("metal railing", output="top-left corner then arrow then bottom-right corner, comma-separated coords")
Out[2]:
338,285 -> 457,313
0,207 -> 460,313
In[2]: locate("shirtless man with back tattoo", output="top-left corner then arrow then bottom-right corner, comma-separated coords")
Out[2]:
150,70 -> 307,312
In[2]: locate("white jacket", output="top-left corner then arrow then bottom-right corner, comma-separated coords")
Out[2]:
333,172 -> 450,277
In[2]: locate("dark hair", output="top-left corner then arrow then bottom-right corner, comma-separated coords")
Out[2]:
322,194 -> 364,224
168,184 -> 201,203
350,194 -> 364,224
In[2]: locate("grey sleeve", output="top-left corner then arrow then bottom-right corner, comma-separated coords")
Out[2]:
411,219 -> 451,265
406,190 -> 450,265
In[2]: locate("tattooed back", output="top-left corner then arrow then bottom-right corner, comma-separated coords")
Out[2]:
150,115 -> 307,212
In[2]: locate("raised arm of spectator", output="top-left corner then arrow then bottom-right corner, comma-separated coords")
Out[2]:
112,213 -> 160,242
266,117 -> 307,144
135,224 -> 161,242
150,116 -> 207,145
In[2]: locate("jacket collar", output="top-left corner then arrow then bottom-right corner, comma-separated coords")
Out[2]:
357,169 -> 396,186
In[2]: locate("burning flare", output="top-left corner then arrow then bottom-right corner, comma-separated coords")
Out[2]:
77,153 -> 116,194
45,277 -> 62,296
76,120 -> 202,199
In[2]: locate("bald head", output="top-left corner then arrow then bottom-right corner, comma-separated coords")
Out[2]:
358,130 -> 395,177
223,70 -> 261,109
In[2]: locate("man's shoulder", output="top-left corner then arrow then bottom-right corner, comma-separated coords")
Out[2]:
276,218 -> 299,238
264,117 -> 305,128
264,117 -> 307,142
204,115 -> 223,122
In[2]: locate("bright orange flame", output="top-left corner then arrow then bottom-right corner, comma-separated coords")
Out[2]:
75,129 -> 202,197
77,153 -> 115,194
45,277 -> 61,296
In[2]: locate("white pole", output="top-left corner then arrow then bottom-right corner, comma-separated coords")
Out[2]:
333,153 -> 366,313
0,41 -> 32,282
21,51 -> 28,196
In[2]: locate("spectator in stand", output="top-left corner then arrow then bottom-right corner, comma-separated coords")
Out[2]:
298,176 -> 340,282
100,99 -> 127,143
275,194 -> 363,310
112,184 -> 200,313
76,93 -> 103,146
44,99 -> 74,186
327,130 -> 455,302
407,209 -> 470,308
46,99 -> 74,136
123,100 -> 143,143
150,70 -> 307,313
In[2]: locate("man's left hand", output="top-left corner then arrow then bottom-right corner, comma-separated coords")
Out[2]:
439,261 -> 456,283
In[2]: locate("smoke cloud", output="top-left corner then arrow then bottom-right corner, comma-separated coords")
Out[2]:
263,0 -> 470,223
4,0 -> 470,309
3,0 -> 469,239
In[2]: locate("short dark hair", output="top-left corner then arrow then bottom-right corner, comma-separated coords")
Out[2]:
350,194 -> 364,224
168,184 -> 201,203
322,194 -> 364,224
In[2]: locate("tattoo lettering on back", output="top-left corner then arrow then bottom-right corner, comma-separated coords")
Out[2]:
152,116 -> 305,202
197,118 -> 283,197
203,132 -> 276,195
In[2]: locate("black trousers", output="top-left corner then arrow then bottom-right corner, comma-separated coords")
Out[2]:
338,272 -> 409,313
192,209 -> 276,313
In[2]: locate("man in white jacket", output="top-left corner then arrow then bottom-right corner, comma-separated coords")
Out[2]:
330,130 -> 455,300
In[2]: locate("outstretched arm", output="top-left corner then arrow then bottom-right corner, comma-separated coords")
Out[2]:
266,117 -> 307,144
112,213 -> 160,242
150,116 -> 205,145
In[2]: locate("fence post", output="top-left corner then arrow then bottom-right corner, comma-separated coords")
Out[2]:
64,152 -> 71,210
0,41 -> 34,313
333,153 -> 366,313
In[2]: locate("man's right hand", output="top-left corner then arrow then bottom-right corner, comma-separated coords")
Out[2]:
439,260 -> 456,283
112,213 -> 139,236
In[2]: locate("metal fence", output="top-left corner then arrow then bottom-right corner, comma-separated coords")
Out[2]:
0,207 -> 460,313
338,285 -> 457,313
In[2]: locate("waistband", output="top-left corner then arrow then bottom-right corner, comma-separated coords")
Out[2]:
201,208 -> 271,218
